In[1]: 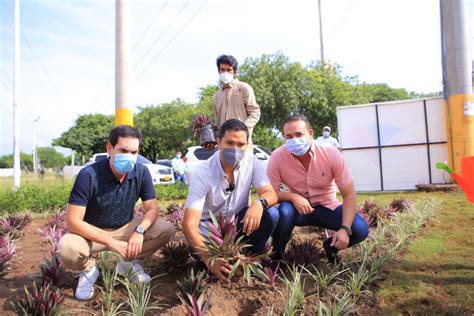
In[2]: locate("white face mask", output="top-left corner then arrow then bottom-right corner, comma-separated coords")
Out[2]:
323,131 -> 330,138
219,72 -> 234,84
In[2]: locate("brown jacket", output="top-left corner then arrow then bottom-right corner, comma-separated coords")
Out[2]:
213,79 -> 261,143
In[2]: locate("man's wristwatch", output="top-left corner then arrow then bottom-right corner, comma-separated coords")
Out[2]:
340,224 -> 352,236
257,197 -> 269,210
135,226 -> 145,234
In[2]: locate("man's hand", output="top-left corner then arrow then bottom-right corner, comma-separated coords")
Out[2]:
202,142 -> 216,150
331,229 -> 350,250
291,195 -> 313,215
205,257 -> 231,283
126,232 -> 144,258
107,239 -> 128,258
240,204 -> 263,236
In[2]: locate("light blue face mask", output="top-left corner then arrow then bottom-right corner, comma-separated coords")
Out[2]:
112,153 -> 137,174
285,137 -> 310,156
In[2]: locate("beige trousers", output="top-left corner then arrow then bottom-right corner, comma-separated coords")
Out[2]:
56,218 -> 175,272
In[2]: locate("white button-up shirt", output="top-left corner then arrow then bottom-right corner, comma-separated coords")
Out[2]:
186,150 -> 269,220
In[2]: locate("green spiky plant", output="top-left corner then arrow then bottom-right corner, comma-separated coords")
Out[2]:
281,265 -> 306,316
177,269 -> 211,316
98,251 -> 121,314
197,211 -> 270,284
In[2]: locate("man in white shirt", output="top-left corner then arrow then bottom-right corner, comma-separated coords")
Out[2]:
316,126 -> 341,150
171,151 -> 188,186
183,119 -> 279,282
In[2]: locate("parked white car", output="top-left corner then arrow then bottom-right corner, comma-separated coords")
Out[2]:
83,153 -> 175,185
184,144 -> 272,181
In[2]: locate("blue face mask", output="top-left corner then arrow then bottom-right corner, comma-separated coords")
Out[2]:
112,153 -> 137,174
222,148 -> 245,167
285,137 -> 310,156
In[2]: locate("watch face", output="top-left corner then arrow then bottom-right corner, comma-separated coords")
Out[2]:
136,226 -> 145,234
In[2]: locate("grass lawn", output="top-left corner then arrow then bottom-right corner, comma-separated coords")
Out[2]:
372,191 -> 474,315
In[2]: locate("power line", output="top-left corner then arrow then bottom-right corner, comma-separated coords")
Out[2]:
135,0 -> 208,81
133,0 -> 191,72
133,0 -> 168,50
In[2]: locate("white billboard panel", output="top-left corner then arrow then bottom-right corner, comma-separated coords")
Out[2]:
426,98 -> 447,143
378,100 -> 426,146
337,105 -> 378,148
343,149 -> 381,191
430,144 -> 450,184
381,146 -> 429,190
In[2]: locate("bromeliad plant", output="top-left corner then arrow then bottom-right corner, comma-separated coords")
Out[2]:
33,252 -> 65,287
386,198 -> 414,216
38,225 -> 66,246
162,241 -> 191,274
198,212 -> 270,284
189,114 -> 213,138
0,237 -> 15,277
167,203 -> 185,231
0,218 -> 21,239
177,269 -> 211,316
5,214 -> 30,230
284,238 -> 322,267
13,281 -> 65,316
46,211 -> 66,230
358,200 -> 386,227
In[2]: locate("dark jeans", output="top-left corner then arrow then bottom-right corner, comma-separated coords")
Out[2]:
272,202 -> 369,260
199,206 -> 280,255
174,172 -> 188,186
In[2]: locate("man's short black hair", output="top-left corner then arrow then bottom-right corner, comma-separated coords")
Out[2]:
109,125 -> 142,147
283,114 -> 311,130
216,55 -> 238,73
219,119 -> 249,140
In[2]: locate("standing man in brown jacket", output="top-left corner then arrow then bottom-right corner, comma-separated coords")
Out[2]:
213,54 -> 260,149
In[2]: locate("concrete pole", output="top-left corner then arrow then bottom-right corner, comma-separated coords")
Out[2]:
318,0 -> 325,65
71,150 -> 75,166
441,0 -> 473,174
115,0 -> 133,126
32,117 -> 40,175
13,0 -> 20,190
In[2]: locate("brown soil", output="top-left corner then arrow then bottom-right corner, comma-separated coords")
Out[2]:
1,219 -> 331,315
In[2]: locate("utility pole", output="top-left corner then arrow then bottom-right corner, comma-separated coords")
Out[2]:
71,150 -> 75,166
440,0 -> 473,174
115,0 -> 133,126
318,0 -> 325,65
13,0 -> 20,190
32,117 -> 40,175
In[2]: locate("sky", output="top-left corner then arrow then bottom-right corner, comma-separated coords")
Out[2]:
0,0 -> 473,158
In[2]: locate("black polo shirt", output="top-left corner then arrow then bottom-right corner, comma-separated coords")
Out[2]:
69,158 -> 156,228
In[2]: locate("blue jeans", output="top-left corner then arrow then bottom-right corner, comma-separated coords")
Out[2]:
174,172 -> 188,186
200,206 -> 280,255
272,202 -> 369,260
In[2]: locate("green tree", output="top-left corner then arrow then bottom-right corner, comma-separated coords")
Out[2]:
0,153 -> 33,171
52,114 -> 113,158
37,147 -> 67,170
135,99 -> 200,161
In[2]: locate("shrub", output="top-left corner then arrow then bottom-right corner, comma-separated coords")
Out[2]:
0,184 -> 70,213
13,281 -> 65,316
155,184 -> 189,200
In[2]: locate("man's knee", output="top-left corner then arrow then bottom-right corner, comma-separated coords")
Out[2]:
146,219 -> 176,241
262,206 -> 279,227
277,202 -> 297,226
351,215 -> 370,245
56,233 -> 91,272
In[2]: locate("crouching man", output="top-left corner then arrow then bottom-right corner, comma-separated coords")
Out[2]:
268,114 -> 369,263
183,119 -> 279,282
57,125 -> 175,300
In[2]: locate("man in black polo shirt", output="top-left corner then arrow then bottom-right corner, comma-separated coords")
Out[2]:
57,125 -> 175,300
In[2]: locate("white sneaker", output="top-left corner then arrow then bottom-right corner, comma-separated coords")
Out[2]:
75,265 -> 100,300
116,259 -> 151,284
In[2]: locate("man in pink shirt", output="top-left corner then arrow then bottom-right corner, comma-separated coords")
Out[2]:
267,114 -> 368,263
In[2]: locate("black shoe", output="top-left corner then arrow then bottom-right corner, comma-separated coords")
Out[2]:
323,239 -> 340,264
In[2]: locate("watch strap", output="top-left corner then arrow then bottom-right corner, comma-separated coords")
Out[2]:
340,224 -> 352,236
